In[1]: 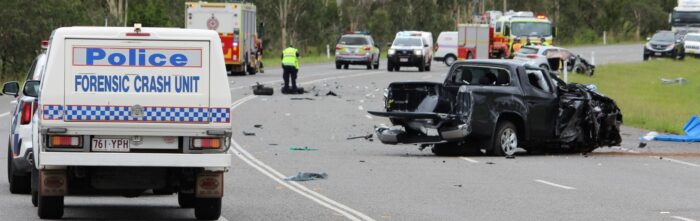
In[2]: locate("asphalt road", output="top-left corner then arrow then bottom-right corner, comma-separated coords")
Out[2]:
1,44 -> 699,221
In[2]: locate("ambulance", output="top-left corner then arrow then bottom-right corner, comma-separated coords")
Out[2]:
28,25 -> 232,220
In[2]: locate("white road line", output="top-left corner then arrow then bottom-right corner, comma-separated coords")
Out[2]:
358,105 -> 364,110
663,157 -> 700,168
671,216 -> 697,221
534,179 -> 576,190
0,112 -> 10,118
365,114 -> 373,119
459,157 -> 479,163
228,70 -> 387,221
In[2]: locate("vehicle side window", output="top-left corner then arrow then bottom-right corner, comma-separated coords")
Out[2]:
525,70 -> 551,93
449,66 -> 510,86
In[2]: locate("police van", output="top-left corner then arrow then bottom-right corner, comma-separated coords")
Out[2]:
28,25 -> 232,220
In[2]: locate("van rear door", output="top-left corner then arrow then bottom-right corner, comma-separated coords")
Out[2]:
63,39 -> 211,125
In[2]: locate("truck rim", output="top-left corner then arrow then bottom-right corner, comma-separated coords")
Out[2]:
500,128 -> 517,156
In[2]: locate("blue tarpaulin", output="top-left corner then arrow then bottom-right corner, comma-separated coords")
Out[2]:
653,115 -> 700,142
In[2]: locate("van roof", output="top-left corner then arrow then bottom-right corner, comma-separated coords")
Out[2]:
51,26 -> 218,40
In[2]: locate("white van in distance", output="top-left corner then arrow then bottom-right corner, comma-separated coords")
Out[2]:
434,31 -> 458,66
29,25 -> 232,220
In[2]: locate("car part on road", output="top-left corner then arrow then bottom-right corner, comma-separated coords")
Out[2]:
284,172 -> 328,181
653,115 -> 700,142
347,134 -> 373,140
252,83 -> 274,95
290,97 -> 315,100
243,131 -> 256,136
289,146 -> 318,151
326,91 -> 338,96
660,77 -> 687,85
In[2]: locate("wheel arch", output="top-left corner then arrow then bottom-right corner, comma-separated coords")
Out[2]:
496,112 -> 527,141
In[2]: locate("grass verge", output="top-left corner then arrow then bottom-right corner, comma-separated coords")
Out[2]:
568,58 -> 700,134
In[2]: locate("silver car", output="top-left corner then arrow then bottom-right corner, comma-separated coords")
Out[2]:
513,45 -> 572,71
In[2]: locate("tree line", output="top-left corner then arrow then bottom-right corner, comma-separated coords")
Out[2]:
0,0 -> 676,82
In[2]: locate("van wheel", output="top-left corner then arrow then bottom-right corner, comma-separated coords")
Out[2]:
8,144 -> 30,194
444,55 -> 456,66
366,63 -> 372,70
418,62 -> 425,72
490,121 -> 518,157
335,62 -> 341,69
178,191 -> 195,208
247,65 -> 257,75
37,195 -> 64,219
387,62 -> 394,72
643,54 -> 649,61
194,197 -> 222,220
343,64 -> 349,69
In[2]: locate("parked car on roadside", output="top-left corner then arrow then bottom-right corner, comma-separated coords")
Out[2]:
3,41 -> 47,195
434,31 -> 458,66
683,33 -> 700,57
644,30 -> 685,61
335,33 -> 381,70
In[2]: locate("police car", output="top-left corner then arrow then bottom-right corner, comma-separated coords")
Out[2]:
28,25 -> 232,220
2,41 -> 48,195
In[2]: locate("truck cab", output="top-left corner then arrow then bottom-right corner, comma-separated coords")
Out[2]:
369,60 -> 622,156
387,31 -> 433,72
29,25 -> 232,220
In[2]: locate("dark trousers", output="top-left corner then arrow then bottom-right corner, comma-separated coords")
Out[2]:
282,65 -> 298,90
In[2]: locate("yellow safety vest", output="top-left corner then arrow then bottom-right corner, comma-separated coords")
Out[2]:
282,47 -> 299,69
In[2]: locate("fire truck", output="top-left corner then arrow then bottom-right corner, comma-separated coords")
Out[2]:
186,1 -> 259,75
458,11 -> 554,60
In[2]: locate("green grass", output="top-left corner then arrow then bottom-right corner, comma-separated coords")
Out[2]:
262,55 -> 334,68
567,59 -> 700,134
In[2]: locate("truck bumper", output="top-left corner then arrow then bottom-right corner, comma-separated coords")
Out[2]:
39,152 -> 231,169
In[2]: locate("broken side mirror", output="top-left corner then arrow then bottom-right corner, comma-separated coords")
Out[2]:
22,80 -> 40,98
2,81 -> 19,97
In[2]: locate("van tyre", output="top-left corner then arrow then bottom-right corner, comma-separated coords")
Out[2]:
418,62 -> 425,72
335,62 -> 341,69
490,121 -> 518,157
366,63 -> 372,70
444,55 -> 456,66
8,143 -> 30,194
343,64 -> 349,69
178,191 -> 196,208
387,62 -> 394,72
37,195 -> 64,219
194,197 -> 222,220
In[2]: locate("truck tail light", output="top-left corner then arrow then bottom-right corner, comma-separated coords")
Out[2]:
191,138 -> 221,149
335,44 -> 343,50
21,102 -> 38,125
49,136 -> 82,148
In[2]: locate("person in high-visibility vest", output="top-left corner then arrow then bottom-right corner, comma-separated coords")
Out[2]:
281,45 -> 300,93
512,37 -> 523,54
541,37 -> 550,46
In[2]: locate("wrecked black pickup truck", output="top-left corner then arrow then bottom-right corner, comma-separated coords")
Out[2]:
368,60 -> 622,156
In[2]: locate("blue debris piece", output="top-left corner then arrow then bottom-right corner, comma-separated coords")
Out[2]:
653,115 -> 700,142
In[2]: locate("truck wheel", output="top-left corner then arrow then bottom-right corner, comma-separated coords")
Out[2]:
418,62 -> 425,72
343,64 -> 349,69
178,191 -> 195,208
366,63 -> 372,70
37,195 -> 64,219
335,62 -> 341,69
490,121 -> 518,156
247,65 -> 257,75
395,66 -> 400,71
8,144 -> 30,194
643,54 -> 649,61
194,198 -> 222,220
444,55 -> 456,66
387,62 -> 394,72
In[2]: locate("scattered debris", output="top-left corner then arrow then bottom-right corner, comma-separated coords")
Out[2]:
289,146 -> 318,151
326,91 -> 338,96
454,184 -> 462,187
284,172 -> 328,182
505,155 -> 515,159
638,142 -> 647,148
254,124 -> 263,128
359,160 -> 366,163
660,77 -> 687,85
269,143 -> 278,146
281,87 -> 305,94
641,131 -> 659,141
242,131 -> 256,136
442,160 -> 446,163
252,82 -> 274,95
652,115 -> 700,142
290,97 -> 315,100
485,162 -> 495,165
347,134 -> 373,140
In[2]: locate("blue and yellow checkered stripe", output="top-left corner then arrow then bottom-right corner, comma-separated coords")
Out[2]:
42,105 -> 230,123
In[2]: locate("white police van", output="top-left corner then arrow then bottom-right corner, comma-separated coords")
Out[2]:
29,25 -> 232,220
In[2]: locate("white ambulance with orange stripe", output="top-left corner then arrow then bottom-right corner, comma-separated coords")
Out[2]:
29,25 -> 231,220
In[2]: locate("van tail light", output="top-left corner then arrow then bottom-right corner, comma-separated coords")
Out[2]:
49,136 -> 82,148
335,44 -> 343,50
21,102 -> 38,125
526,54 -> 539,59
363,46 -> 371,51
191,138 -> 222,150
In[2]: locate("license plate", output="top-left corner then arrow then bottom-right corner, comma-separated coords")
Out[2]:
655,52 -> 661,56
91,138 -> 130,152
400,58 -> 409,62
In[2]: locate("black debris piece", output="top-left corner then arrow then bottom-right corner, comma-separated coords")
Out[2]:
638,142 -> 647,148
291,97 -> 315,100
284,172 -> 328,182
252,82 -> 274,96
242,131 -> 256,136
254,124 -> 263,128
505,155 -> 515,159
359,160 -> 366,163
454,184 -> 462,187
347,134 -> 373,140
326,91 -> 338,96
281,87 -> 305,94
485,162 -> 495,165
442,160 -> 446,163
269,143 -> 278,146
